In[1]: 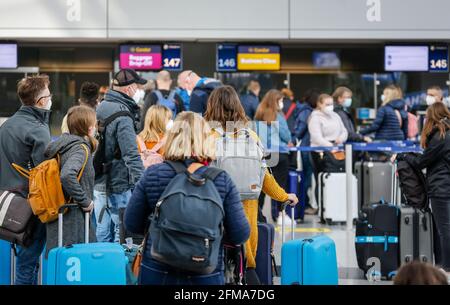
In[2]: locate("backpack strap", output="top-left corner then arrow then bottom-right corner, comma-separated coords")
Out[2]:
154,90 -> 164,103
203,167 -> 224,181
166,160 -> 187,174
285,102 -> 297,120
168,90 -> 176,101
101,111 -> 133,128
77,144 -> 89,181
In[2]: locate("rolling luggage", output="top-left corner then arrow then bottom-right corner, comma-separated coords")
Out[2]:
354,160 -> 392,209
46,204 -> 127,285
287,170 -> 306,221
0,240 -> 13,285
318,172 -> 358,224
399,207 -> 434,265
355,201 -> 400,280
255,222 -> 276,285
281,203 -> 339,285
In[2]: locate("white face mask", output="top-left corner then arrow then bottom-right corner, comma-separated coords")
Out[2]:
165,119 -> 174,131
324,105 -> 334,113
279,100 -> 284,110
426,95 -> 436,106
43,99 -> 52,110
132,88 -> 144,104
343,98 -> 352,108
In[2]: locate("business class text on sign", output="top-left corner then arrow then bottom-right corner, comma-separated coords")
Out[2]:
237,45 -> 280,71
120,45 -> 162,70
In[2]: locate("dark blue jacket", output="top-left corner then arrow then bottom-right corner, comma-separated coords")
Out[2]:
95,90 -> 144,193
124,160 -> 250,277
360,99 -> 408,141
189,78 -> 222,116
240,92 -> 259,119
293,103 -> 313,146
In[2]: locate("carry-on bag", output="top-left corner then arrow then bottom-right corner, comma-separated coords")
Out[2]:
255,222 -> 277,285
46,204 -> 127,285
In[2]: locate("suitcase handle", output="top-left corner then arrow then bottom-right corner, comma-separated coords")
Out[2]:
280,200 -> 295,244
58,204 -> 90,248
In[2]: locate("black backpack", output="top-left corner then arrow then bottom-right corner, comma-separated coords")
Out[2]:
93,111 -> 134,177
396,154 -> 429,211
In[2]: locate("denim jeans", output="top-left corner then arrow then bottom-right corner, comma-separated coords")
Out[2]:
15,221 -> 46,285
93,190 -> 132,243
139,259 -> 225,285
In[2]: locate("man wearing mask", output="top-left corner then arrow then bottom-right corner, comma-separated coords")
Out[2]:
93,69 -> 145,243
177,70 -> 222,116
332,86 -> 371,143
0,75 -> 52,284
426,86 -> 445,106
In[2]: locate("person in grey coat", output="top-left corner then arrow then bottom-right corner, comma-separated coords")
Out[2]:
44,106 -> 97,256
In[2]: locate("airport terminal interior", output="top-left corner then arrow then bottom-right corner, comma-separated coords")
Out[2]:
1,0 -> 450,288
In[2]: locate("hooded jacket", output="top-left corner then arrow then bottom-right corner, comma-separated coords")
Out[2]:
189,78 -> 222,116
45,134 -> 96,255
360,99 -> 408,141
95,89 -> 144,193
0,106 -> 51,197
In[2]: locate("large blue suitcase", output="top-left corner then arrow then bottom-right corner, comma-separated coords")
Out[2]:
280,203 -> 338,285
46,204 -> 127,285
255,222 -> 276,285
0,240 -> 12,285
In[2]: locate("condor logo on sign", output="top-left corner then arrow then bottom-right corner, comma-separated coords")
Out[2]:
66,257 -> 81,282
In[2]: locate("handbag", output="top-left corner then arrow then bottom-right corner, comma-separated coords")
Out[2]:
0,190 -> 36,247
321,151 -> 345,173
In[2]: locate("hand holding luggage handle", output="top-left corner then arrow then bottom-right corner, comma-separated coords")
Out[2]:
58,204 -> 90,248
280,200 -> 295,244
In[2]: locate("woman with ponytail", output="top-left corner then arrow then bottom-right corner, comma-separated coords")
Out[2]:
44,105 -> 97,256
395,102 -> 450,276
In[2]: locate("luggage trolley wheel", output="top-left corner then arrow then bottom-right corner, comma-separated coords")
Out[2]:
325,218 -> 333,226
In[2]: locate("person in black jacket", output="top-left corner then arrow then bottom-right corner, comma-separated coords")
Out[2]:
332,86 -> 371,143
394,102 -> 450,274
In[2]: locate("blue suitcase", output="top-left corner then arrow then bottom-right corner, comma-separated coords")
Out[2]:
280,204 -> 338,285
255,222 -> 276,285
0,240 -> 13,285
46,204 -> 127,285
287,171 -> 306,221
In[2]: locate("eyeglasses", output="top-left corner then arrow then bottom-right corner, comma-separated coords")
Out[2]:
36,94 -> 52,103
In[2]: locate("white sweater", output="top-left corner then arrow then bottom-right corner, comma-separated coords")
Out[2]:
308,110 -> 348,147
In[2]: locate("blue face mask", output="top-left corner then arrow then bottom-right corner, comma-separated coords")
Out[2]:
343,98 -> 352,108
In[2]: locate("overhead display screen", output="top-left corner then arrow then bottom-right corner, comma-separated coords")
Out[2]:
120,45 -> 162,70
237,45 -> 280,71
385,46 -> 429,72
312,52 -> 341,69
429,45 -> 448,73
162,44 -> 182,71
216,44 -> 237,72
0,43 -> 18,69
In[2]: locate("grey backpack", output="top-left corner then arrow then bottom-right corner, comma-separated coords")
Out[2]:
149,161 -> 225,274
212,128 -> 265,201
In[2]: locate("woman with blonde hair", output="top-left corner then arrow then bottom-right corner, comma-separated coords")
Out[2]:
360,84 -> 408,140
124,111 -> 250,285
44,105 -> 97,256
138,104 -> 173,154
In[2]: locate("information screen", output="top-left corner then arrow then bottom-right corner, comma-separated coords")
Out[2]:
312,52 -> 341,69
0,44 -> 18,69
385,46 -> 429,72
237,45 -> 280,71
216,44 -> 237,72
429,45 -> 448,73
119,45 -> 162,70
162,44 -> 182,71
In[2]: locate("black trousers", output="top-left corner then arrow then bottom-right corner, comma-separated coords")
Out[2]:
431,197 -> 450,271
258,153 -> 289,222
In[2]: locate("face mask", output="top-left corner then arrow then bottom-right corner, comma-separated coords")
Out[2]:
279,101 -> 284,110
132,88 -> 142,104
426,95 -> 436,106
166,119 -> 174,131
343,98 -> 352,108
187,90 -> 192,96
324,105 -> 334,113
381,94 -> 385,102
43,99 -> 52,110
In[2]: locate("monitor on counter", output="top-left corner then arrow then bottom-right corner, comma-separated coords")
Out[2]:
385,46 -> 429,72
0,43 -> 18,69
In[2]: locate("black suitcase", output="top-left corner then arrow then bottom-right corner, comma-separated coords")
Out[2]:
355,202 -> 400,280
255,222 -> 277,285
